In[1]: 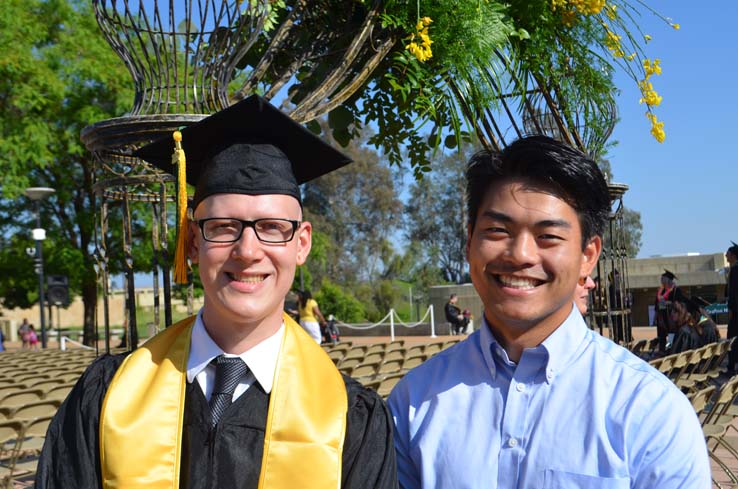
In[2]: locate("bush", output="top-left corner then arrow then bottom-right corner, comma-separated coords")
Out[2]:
315,279 -> 365,323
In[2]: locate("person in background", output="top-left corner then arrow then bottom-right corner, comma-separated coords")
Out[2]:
27,325 -> 39,351
672,296 -> 720,353
298,289 -> 326,344
654,269 -> 684,352
574,275 -> 596,315
388,135 -> 709,488
727,242 -> 738,373
18,318 -> 31,349
283,290 -> 300,323
444,294 -> 469,335
0,327 -> 5,352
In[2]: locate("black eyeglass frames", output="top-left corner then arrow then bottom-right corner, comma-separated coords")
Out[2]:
196,218 -> 299,244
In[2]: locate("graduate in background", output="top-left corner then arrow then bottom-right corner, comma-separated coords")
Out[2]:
35,96 -> 397,489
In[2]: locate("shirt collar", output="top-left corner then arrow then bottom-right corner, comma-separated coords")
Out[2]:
538,304 -> 589,382
186,309 -> 284,394
479,303 -> 589,384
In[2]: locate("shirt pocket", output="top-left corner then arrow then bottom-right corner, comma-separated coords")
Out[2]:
543,469 -> 630,489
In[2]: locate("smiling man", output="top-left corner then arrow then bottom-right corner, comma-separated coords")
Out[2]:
35,95 -> 396,489
388,136 -> 709,488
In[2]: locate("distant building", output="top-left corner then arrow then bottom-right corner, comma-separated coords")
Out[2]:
429,252 -> 730,332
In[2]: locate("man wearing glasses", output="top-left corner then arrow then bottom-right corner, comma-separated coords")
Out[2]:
35,96 -> 397,488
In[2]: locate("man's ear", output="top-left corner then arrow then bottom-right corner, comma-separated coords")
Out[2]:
295,221 -> 312,266
187,221 -> 200,264
581,235 -> 602,277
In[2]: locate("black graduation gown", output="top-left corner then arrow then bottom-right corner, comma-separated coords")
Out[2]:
35,354 -> 397,489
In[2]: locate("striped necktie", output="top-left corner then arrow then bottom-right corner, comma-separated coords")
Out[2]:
209,355 -> 249,427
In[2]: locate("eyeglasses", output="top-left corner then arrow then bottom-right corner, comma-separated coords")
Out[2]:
196,218 -> 299,244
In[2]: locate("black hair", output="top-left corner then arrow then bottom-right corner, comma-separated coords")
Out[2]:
298,289 -> 312,308
465,135 -> 610,248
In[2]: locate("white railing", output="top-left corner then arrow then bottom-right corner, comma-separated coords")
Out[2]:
333,305 -> 436,341
60,336 -> 96,351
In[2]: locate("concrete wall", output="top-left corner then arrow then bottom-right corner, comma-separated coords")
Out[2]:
0,289 -> 203,341
428,252 -> 730,330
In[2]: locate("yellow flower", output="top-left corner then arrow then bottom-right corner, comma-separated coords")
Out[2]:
638,80 -> 662,106
672,23 -> 680,30
406,16 -> 434,63
605,29 -> 624,58
643,58 -> 662,79
626,53 -> 636,61
644,34 -> 652,42
646,112 -> 666,143
605,3 -> 617,20
551,0 -> 568,11
561,9 -> 577,26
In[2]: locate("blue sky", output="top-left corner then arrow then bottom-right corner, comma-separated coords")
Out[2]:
606,0 -> 737,258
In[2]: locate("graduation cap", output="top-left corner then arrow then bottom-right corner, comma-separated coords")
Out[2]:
134,94 -> 352,208
729,241 -> 738,255
134,94 -> 352,283
683,296 -> 711,316
661,269 -> 677,281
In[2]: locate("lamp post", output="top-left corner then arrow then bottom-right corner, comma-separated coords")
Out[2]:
25,187 -> 55,349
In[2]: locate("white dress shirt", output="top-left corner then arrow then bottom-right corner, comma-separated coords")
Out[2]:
186,310 -> 284,401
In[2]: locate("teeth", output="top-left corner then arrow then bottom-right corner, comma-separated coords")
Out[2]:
497,275 -> 539,289
230,273 -> 266,283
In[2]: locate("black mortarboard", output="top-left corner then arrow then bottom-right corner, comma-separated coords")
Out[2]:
134,94 -> 352,209
683,296 -> 710,316
661,269 -> 677,281
729,241 -> 738,255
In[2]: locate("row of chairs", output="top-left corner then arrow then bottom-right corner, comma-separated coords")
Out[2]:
0,415 -> 53,488
650,339 -> 733,393
326,339 -> 461,365
688,375 -> 738,487
0,384 -> 74,411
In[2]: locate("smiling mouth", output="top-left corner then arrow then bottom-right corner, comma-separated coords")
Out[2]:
226,273 -> 268,283
494,274 -> 544,290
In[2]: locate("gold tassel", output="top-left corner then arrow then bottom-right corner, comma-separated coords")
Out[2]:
172,131 -> 189,284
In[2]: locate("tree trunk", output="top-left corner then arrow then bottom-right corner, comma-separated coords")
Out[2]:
82,279 -> 97,347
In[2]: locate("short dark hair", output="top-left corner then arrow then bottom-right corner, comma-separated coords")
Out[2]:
465,136 -> 610,248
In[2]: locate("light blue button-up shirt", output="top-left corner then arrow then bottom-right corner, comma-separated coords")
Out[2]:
388,306 -> 710,488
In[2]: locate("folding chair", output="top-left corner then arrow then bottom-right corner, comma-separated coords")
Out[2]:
337,358 -> 361,371
363,353 -> 385,365
44,385 -> 74,402
629,339 -> 647,357
365,343 -> 389,356
402,355 -> 427,370
0,420 -> 27,487
425,343 -> 442,356
378,360 -> 403,375
11,400 -> 61,422
384,350 -> 406,363
351,363 -> 381,379
377,373 -> 405,399
0,389 -> 44,408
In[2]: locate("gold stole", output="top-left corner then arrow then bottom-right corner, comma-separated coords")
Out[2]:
100,314 -> 347,489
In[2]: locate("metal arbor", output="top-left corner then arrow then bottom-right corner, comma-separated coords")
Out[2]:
589,184 -> 633,344
83,0 -> 627,350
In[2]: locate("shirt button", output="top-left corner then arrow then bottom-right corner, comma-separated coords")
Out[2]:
515,383 -> 526,393
508,438 -> 518,447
